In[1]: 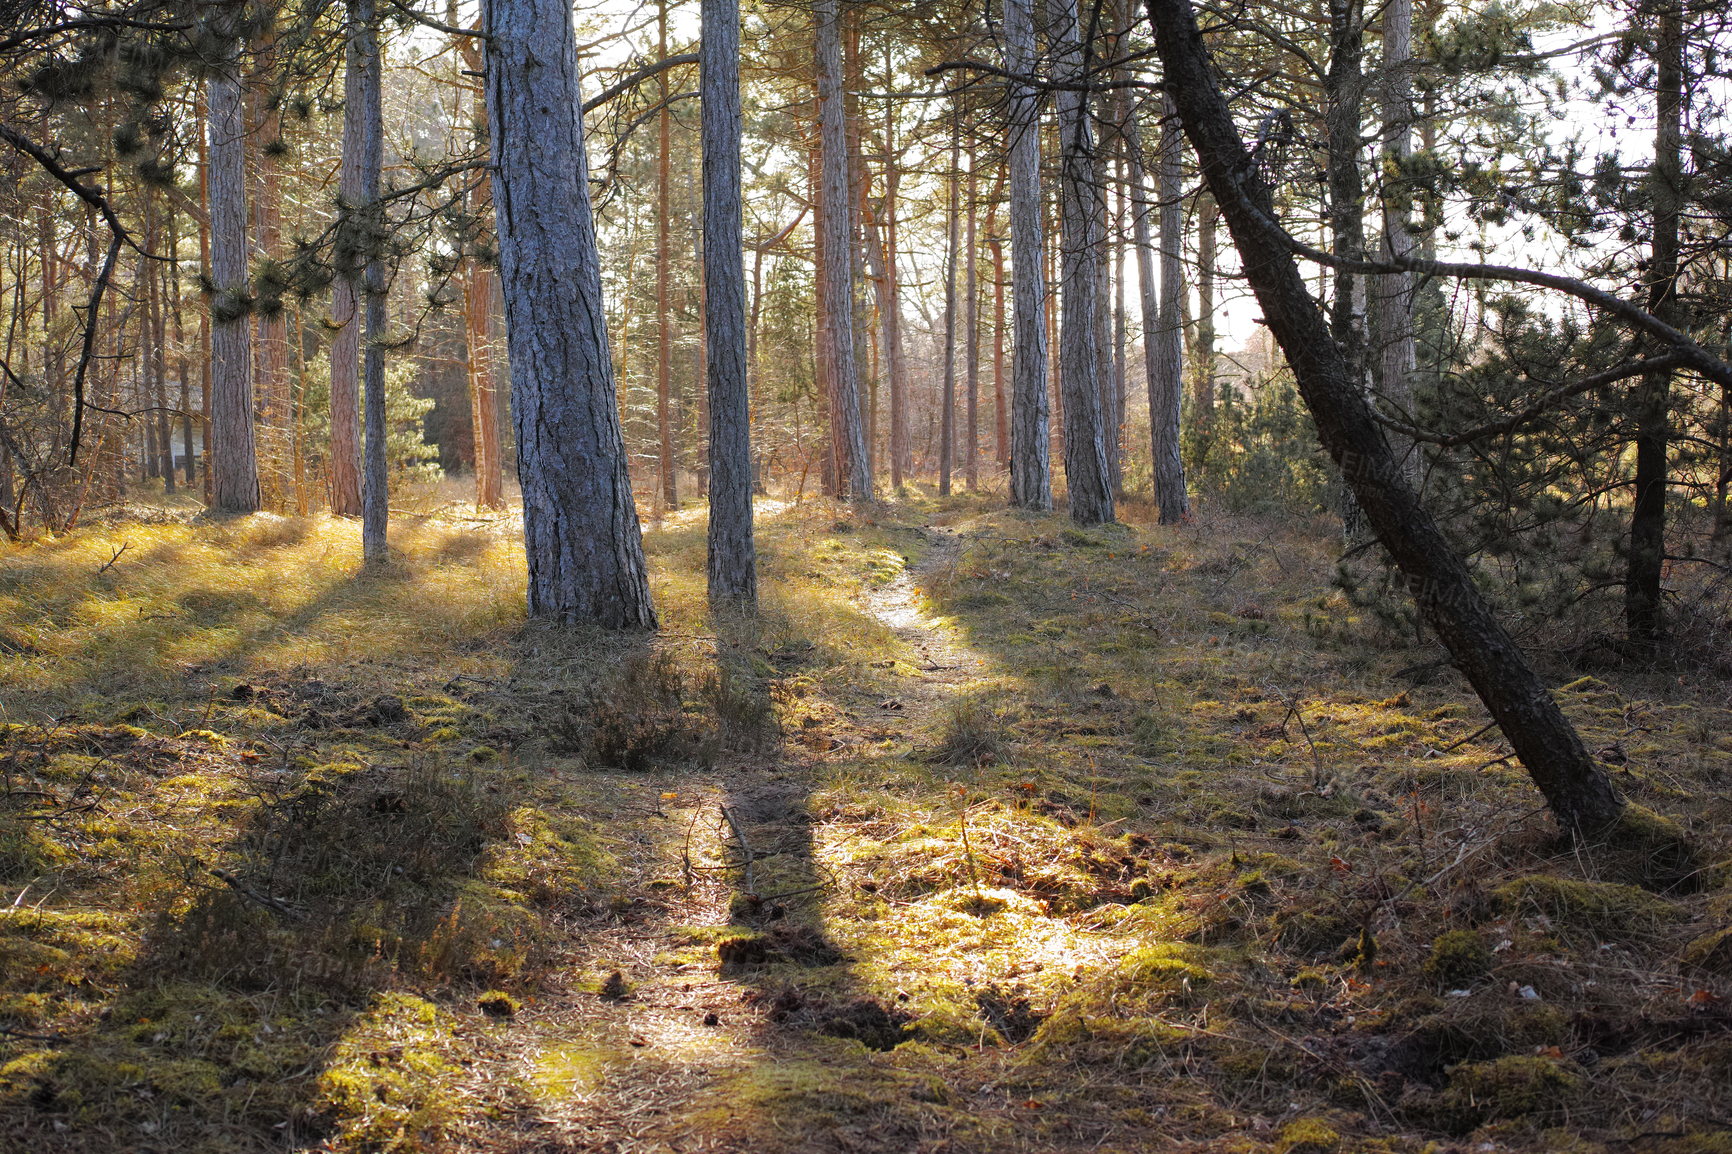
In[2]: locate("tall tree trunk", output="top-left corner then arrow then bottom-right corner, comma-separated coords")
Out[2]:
816,0 -> 870,499
146,204 -> 174,492
1110,157 -> 1127,500
484,0 -> 656,626
1194,194 -> 1218,448
965,153 -> 981,491
328,0 -> 369,518
195,90 -> 212,501
990,231 -> 1009,468
940,110 -> 959,497
883,43 -> 911,488
1326,0 -> 1370,537
1125,97 -> 1165,506
168,207 -> 197,488
249,34 -> 290,510
656,0 -> 677,510
335,0 -> 389,562
1049,0 -> 1114,524
1153,99 -> 1189,522
206,54 -> 260,513
809,96 -> 838,496
1371,0 -> 1419,486
1627,0 -> 1682,647
1004,0 -> 1053,510
703,0 -> 756,607
1147,0 -> 1626,833
457,23 -> 505,511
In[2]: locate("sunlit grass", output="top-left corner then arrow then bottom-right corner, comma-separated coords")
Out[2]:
1,494 -> 1730,1153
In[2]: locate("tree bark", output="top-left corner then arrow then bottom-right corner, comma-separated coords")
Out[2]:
1627,0 -> 1682,647
1370,0 -> 1419,486
1326,0 -> 1370,538
328,0 -> 369,518
656,0 -> 678,510
703,0 -> 756,608
1153,98 -> 1189,522
206,55 -> 260,513
965,152 -> 981,491
485,0 -> 656,627
1194,194 -> 1218,444
1146,0 -> 1625,832
1049,0 -> 1114,525
248,38 -> 290,510
816,0 -> 871,500
1004,0 -> 1052,510
457,24 -> 505,512
940,110 -> 959,497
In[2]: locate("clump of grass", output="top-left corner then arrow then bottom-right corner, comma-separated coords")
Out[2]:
925,695 -> 1012,767
549,649 -> 717,771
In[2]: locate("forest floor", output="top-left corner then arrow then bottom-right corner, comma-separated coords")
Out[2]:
1,491 -> 1730,1154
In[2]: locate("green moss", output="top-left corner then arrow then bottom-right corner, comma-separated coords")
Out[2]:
1424,930 -> 1493,986
1591,803 -> 1701,890
1030,1012 -> 1194,1068
1442,1055 -> 1584,1124
1277,1117 -> 1341,1154
1681,927 -> 1732,975
316,993 -> 466,1151
1492,874 -> 1684,939
529,1043 -> 609,1099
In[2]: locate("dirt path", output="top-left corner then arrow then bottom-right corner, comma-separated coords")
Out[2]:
477,519 -> 996,1152
855,525 -> 994,729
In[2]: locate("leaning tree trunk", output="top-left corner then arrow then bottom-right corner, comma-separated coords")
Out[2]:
1048,0 -> 1114,525
1004,0 -> 1052,510
206,56 -> 260,514
703,0 -> 756,608
1146,0 -> 1626,833
484,0 -> 655,627
815,0 -> 871,500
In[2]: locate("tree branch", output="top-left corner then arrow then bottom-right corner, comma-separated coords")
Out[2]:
1381,354 -> 1688,447
0,121 -> 136,467
582,52 -> 699,113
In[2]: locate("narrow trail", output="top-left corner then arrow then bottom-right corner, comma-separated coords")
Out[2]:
855,524 -> 994,732
477,517 -> 997,1153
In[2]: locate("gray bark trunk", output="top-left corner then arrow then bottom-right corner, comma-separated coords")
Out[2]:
207,59 -> 260,513
1004,0 -> 1052,510
1371,0 -> 1419,486
816,0 -> 871,500
703,0 -> 756,608
352,0 -> 388,564
484,0 -> 655,627
328,0 -> 370,518
1049,0 -> 1113,524
1153,99 -> 1189,522
1627,0 -> 1683,646
940,113 -> 959,496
